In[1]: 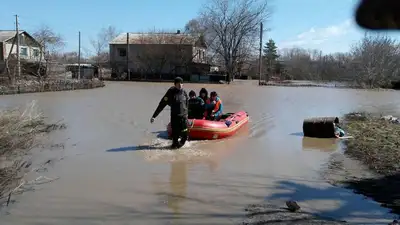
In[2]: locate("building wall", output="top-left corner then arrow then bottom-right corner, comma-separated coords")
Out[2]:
4,43 -> 42,61
110,43 -> 207,75
3,32 -> 42,62
192,46 -> 207,64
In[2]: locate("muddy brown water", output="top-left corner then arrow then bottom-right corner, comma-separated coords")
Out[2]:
1,80 -> 400,224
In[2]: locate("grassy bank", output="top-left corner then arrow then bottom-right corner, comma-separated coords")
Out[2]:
0,101 -> 65,206
341,112 -> 400,214
0,79 -> 105,95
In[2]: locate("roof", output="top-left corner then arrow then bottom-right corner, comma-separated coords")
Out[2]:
0,30 -> 40,47
110,32 -> 204,46
0,30 -> 25,42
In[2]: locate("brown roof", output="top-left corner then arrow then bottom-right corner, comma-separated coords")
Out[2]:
0,30 -> 41,47
110,32 -> 203,46
0,30 -> 25,42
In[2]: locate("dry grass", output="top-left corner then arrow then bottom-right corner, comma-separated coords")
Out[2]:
0,102 -> 43,156
340,112 -> 400,214
242,204 -> 347,224
342,112 -> 400,175
0,101 -> 65,202
0,78 -> 105,95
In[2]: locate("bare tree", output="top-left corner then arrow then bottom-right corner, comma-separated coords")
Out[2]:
32,25 -> 64,56
184,18 -> 224,66
31,25 -> 64,79
194,0 -> 271,82
350,33 -> 400,88
236,31 -> 400,88
90,26 -> 118,77
278,47 -> 354,82
184,19 -> 206,35
279,48 -> 314,80
62,52 -> 80,64
270,33 -> 400,88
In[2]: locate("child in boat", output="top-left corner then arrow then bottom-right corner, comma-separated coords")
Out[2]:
199,88 -> 209,102
205,91 -> 223,121
188,90 -> 205,119
334,123 -> 345,138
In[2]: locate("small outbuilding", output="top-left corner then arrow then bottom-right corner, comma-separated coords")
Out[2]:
66,64 -> 98,79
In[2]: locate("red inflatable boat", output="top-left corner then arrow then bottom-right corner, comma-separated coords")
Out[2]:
167,111 -> 249,140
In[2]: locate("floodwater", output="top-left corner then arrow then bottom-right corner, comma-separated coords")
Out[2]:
1,80 -> 400,224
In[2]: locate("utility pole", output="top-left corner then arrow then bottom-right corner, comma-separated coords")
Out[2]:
258,22 -> 263,85
126,32 -> 130,81
15,15 -> 21,81
64,55 -> 67,82
78,31 -> 81,80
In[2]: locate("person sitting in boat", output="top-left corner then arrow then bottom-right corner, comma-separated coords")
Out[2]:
205,91 -> 223,121
199,88 -> 209,102
334,123 -> 345,138
188,90 -> 205,119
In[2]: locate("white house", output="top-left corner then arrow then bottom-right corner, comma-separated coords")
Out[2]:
0,30 -> 43,73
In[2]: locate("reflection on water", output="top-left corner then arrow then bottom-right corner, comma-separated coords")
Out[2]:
168,161 -> 188,215
206,159 -> 219,172
0,81 -> 399,224
302,137 -> 339,152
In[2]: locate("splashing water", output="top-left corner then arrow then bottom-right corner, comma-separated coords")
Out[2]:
139,132 -> 213,162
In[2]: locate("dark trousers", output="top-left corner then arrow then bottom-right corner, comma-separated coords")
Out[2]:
170,116 -> 188,148
188,110 -> 205,119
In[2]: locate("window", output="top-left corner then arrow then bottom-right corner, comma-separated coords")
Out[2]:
118,48 -> 127,57
197,50 -> 201,60
20,47 -> 28,56
33,49 -> 40,57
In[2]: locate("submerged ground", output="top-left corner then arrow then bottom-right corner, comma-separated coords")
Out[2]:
1,80 -> 400,224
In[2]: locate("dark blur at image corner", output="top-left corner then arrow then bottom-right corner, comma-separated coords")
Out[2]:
355,0 -> 400,30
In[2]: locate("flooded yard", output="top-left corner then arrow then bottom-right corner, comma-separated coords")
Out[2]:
1,81 -> 400,224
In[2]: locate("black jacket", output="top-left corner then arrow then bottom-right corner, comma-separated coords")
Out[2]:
152,87 -> 189,119
188,97 -> 205,119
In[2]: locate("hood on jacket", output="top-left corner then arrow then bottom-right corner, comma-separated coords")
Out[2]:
199,88 -> 208,98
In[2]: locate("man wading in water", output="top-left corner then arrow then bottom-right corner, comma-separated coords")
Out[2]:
150,77 -> 189,149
